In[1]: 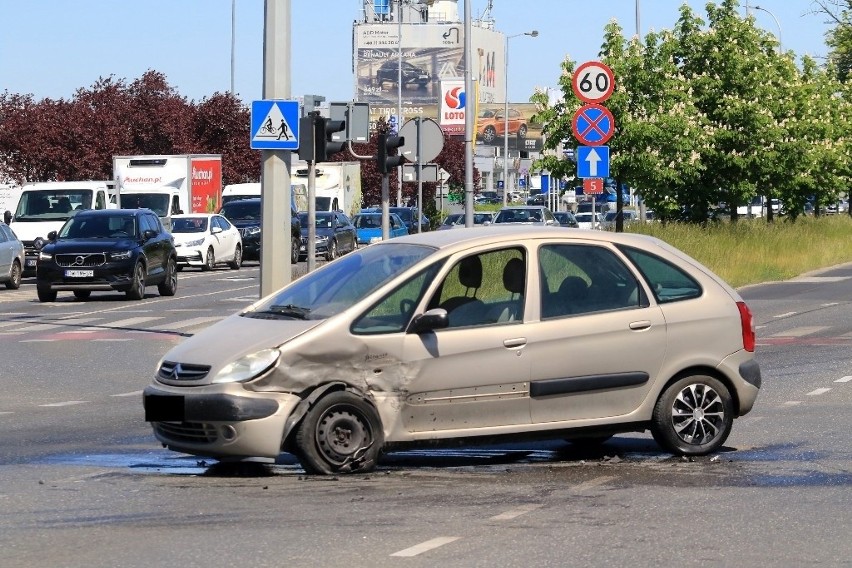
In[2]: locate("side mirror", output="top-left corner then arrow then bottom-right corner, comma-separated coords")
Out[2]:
143,229 -> 158,240
407,308 -> 449,334
3,210 -> 11,225
211,226 -> 222,234
47,230 -> 58,241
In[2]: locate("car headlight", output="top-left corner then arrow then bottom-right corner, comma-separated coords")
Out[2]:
39,251 -> 52,261
212,348 -> 280,384
316,235 -> 329,243
245,226 -> 261,236
184,237 -> 205,247
110,250 -> 133,261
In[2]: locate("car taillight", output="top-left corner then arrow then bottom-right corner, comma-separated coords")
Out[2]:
737,301 -> 755,352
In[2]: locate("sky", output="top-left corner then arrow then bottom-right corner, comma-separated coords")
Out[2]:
0,1 -> 834,105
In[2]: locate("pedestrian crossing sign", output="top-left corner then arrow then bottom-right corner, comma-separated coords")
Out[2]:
251,100 -> 300,150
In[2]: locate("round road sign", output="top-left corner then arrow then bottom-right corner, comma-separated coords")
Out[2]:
399,118 -> 444,164
572,104 -> 615,146
572,61 -> 615,104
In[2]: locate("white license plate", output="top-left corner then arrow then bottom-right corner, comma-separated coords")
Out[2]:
65,269 -> 94,278
26,259 -> 37,267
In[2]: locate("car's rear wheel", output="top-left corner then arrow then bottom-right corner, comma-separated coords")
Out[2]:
228,245 -> 242,270
5,259 -> 21,289
157,257 -> 177,296
126,263 -> 146,300
203,247 -> 215,271
325,239 -> 338,261
37,288 -> 57,302
651,374 -> 733,455
73,290 -> 91,300
295,391 -> 383,475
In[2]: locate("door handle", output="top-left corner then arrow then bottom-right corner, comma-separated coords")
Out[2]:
629,320 -> 652,331
503,337 -> 527,349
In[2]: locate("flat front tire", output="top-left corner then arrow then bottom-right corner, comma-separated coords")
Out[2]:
295,391 -> 383,475
651,374 -> 734,456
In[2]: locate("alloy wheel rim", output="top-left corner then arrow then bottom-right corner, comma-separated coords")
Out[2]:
670,383 -> 725,445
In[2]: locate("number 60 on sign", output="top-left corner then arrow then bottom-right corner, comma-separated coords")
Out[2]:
572,61 -> 615,104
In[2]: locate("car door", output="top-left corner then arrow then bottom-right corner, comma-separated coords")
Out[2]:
140,213 -> 166,277
212,215 -> 237,260
0,224 -> 12,276
358,246 -> 532,431
525,241 -> 667,424
335,213 -> 356,253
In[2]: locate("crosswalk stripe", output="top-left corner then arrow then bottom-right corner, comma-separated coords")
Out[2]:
769,326 -> 829,337
156,316 -> 223,330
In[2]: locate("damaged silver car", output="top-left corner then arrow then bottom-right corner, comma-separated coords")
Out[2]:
143,226 -> 761,474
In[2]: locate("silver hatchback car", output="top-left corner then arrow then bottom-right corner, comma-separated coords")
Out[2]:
0,221 -> 24,289
144,226 -> 761,474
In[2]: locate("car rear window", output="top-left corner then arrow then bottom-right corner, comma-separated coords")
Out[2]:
619,245 -> 702,303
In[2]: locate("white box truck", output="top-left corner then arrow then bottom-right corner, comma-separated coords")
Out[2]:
8,181 -> 117,276
222,182 -> 309,211
113,154 -> 223,228
290,160 -> 363,218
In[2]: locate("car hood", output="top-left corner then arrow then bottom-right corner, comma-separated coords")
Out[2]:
159,312 -> 323,374
228,219 -> 261,229
46,238 -> 140,252
171,232 -> 208,245
300,227 -> 334,238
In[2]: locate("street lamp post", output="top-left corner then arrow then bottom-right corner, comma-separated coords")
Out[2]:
502,30 -> 538,207
753,5 -> 782,53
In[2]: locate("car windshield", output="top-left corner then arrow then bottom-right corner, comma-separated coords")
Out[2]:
353,214 -> 381,229
172,217 -> 208,233
60,215 -> 136,238
246,243 -> 437,320
442,214 -> 463,226
495,209 -> 542,223
122,194 -> 170,216
391,209 -> 413,222
14,189 -> 94,219
298,213 -> 333,228
220,201 -> 260,220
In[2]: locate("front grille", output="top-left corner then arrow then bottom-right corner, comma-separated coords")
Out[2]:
154,421 -> 218,444
56,253 -> 106,267
157,361 -> 211,382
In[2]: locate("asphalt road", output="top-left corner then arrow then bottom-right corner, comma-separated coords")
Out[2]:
0,260 -> 850,567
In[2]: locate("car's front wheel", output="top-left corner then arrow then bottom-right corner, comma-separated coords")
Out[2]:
651,374 -> 734,455
228,245 -> 242,270
126,263 -> 146,300
203,247 -> 215,271
157,257 -> 177,296
517,124 -> 528,139
291,237 -> 299,264
5,259 -> 21,289
325,239 -> 338,261
482,126 -> 496,144
37,288 -> 57,302
295,391 -> 384,475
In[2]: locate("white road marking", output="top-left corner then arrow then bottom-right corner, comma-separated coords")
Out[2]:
0,412 -> 14,416
19,339 -> 55,343
58,330 -> 97,334
821,303 -> 839,307
835,376 -> 852,383
773,312 -> 797,318
157,316 -> 223,330
108,316 -> 165,328
782,401 -> 803,407
92,338 -> 134,342
390,537 -> 460,557
39,401 -> 89,407
571,475 -> 617,492
769,326 -> 828,337
806,388 -> 831,396
490,503 -> 543,520
111,390 -> 143,398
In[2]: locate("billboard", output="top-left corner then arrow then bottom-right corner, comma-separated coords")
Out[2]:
354,22 -> 505,132
474,103 -> 543,153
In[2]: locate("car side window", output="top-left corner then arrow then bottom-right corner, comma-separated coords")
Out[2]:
352,264 -> 442,335
618,245 -> 702,303
0,225 -> 9,243
540,244 -> 641,318
431,248 -> 526,328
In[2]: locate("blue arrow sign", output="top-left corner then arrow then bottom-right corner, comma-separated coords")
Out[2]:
577,146 -> 610,178
251,100 -> 300,150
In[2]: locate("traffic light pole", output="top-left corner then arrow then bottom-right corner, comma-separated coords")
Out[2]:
307,160 -> 317,272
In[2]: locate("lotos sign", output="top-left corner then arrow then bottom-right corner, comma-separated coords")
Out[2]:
439,78 -> 466,134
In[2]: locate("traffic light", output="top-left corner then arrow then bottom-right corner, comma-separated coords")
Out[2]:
377,133 -> 405,175
297,112 -> 346,163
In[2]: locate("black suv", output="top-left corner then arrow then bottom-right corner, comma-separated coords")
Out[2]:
218,198 -> 301,264
35,208 -> 177,302
376,60 -> 431,89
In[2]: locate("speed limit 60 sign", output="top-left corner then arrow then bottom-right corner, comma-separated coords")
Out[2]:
572,61 -> 615,104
